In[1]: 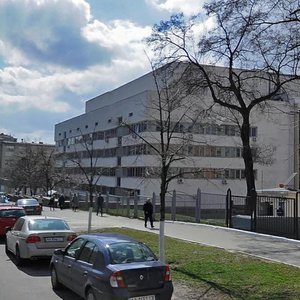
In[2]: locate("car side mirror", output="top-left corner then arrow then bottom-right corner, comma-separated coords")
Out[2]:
54,249 -> 65,256
5,227 -> 12,232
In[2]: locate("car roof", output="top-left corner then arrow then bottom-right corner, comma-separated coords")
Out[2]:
17,198 -> 38,201
0,206 -> 24,211
20,215 -> 65,221
78,233 -> 138,246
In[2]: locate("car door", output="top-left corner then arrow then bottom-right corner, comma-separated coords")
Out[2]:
56,238 -> 86,288
70,241 -> 96,297
6,218 -> 25,254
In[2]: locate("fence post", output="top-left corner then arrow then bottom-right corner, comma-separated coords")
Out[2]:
251,189 -> 257,232
295,192 -> 299,239
126,196 -> 130,218
195,188 -> 201,222
105,192 -> 109,213
152,192 -> 156,221
133,191 -> 138,218
226,188 -> 232,227
171,190 -> 176,221
85,192 -> 89,210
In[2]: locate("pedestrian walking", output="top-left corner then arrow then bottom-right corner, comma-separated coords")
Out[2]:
96,193 -> 104,216
72,193 -> 79,212
49,195 -> 55,211
58,194 -> 65,210
143,198 -> 154,228
38,195 -> 43,211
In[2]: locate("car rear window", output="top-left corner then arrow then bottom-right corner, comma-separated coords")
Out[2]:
108,242 -> 157,264
0,209 -> 25,218
28,219 -> 70,231
18,199 -> 39,205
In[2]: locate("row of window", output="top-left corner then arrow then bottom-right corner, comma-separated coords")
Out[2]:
58,166 -> 256,180
62,143 -> 243,160
57,120 -> 258,147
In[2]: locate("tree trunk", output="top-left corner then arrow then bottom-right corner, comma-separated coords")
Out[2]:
241,115 -> 257,230
159,220 -> 165,262
88,189 -> 94,233
159,170 -> 167,261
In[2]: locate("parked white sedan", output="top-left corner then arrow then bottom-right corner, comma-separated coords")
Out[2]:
5,215 -> 77,266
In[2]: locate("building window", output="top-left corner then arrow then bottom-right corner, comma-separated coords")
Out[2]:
250,127 -> 257,137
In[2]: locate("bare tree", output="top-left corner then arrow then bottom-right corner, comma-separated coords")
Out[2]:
122,63 -> 204,261
63,129 -> 104,233
147,0 -> 300,225
39,148 -> 68,194
5,145 -> 56,195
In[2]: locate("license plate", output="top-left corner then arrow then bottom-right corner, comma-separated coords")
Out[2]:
26,208 -> 34,211
129,296 -> 155,300
45,237 -> 64,242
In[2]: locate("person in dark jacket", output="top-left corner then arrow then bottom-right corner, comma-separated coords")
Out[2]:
49,196 -> 55,211
58,194 -> 65,210
96,194 -> 104,216
143,198 -> 154,228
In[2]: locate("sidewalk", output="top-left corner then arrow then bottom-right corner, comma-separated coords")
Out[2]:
43,208 -> 300,268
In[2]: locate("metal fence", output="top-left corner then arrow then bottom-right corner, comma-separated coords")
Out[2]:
227,189 -> 300,240
67,188 -> 300,240
77,190 -> 228,226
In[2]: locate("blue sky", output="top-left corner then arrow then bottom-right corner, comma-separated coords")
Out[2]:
0,0 -> 205,144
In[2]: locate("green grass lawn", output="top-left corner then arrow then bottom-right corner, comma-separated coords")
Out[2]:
91,227 -> 300,300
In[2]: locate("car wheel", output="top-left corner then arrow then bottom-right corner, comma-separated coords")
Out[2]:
86,288 -> 96,300
51,266 -> 62,290
15,245 -> 23,266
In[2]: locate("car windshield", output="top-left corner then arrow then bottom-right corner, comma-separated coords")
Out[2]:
108,242 -> 156,264
18,199 -> 38,205
28,219 -> 70,231
0,209 -> 25,218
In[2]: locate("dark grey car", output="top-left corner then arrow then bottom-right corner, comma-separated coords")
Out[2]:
50,233 -> 173,300
16,198 -> 42,215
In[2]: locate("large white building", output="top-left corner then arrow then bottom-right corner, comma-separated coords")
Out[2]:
54,64 -> 300,197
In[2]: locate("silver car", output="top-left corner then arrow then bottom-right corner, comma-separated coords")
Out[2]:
5,215 -> 77,266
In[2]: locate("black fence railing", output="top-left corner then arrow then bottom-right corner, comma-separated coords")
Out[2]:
226,189 -> 300,240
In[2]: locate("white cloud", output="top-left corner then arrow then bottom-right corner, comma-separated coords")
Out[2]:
83,19 -> 151,49
0,66 -> 70,112
0,0 -> 159,143
0,0 -> 99,69
146,0 -> 205,16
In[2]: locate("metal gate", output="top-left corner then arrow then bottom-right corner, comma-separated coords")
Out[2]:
227,189 -> 300,240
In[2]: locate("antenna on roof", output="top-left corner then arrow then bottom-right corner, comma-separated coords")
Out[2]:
283,173 -> 297,187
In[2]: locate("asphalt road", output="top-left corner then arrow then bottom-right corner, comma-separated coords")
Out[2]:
0,241 -> 82,300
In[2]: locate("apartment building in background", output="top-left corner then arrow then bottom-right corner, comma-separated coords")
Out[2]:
54,64 -> 300,198
0,133 -> 55,192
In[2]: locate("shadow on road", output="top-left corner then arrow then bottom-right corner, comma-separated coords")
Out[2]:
4,248 -> 81,299
52,288 -> 82,300
5,252 -> 51,276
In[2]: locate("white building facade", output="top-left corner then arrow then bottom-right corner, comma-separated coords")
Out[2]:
54,65 -> 300,197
